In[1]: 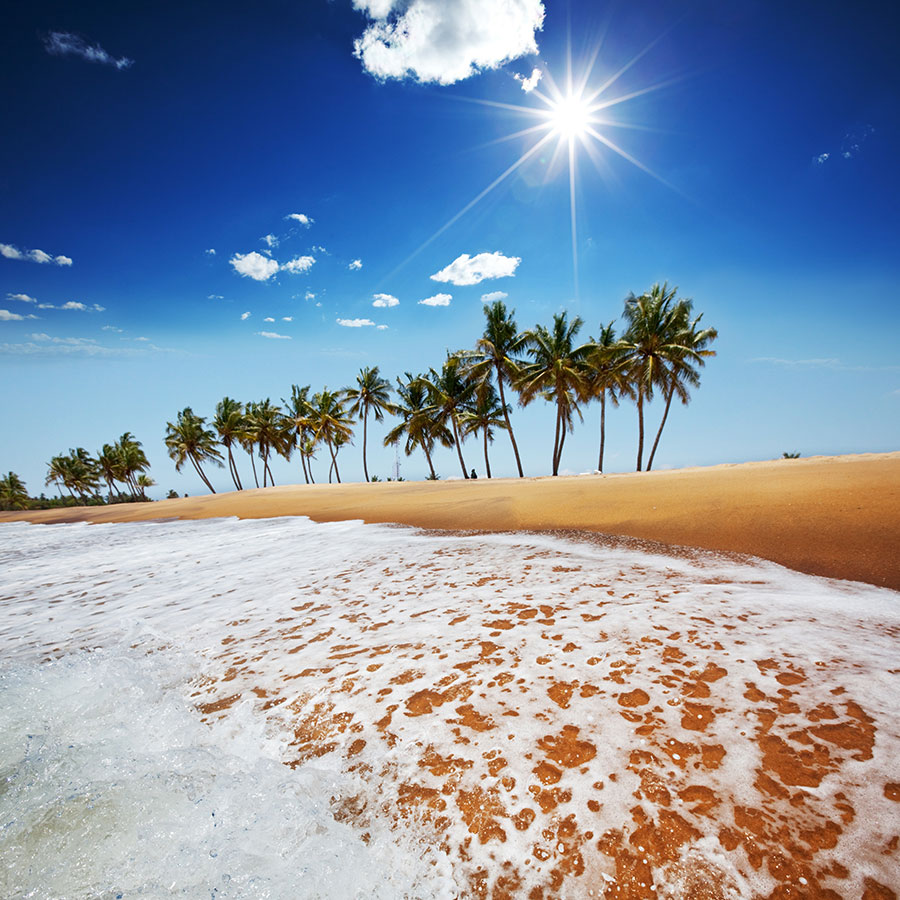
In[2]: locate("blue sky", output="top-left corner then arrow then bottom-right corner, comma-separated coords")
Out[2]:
2,0 -> 898,496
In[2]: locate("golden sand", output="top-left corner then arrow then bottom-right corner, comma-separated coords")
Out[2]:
4,452 -> 899,589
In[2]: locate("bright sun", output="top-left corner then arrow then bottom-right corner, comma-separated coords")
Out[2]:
547,92 -> 591,139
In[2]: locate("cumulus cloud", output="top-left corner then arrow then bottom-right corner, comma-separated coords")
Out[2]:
418,293 -> 452,306
264,317 -> 275,322
352,0 -> 544,85
1,243 -> 73,266
257,331 -> 291,340
0,309 -> 25,321
206,248 -> 216,256
282,316 -> 293,322
348,258 -> 363,270
337,317 -> 376,327
7,293 -> 37,303
372,293 -> 400,308
43,32 -> 133,70
304,291 -> 316,301
230,251 -> 280,281
431,251 -> 521,286
481,290 -> 508,303
515,67 -> 542,92
377,324 -> 389,330
241,311 -> 251,320
286,213 -> 314,226
261,233 -> 279,248
281,255 -> 316,274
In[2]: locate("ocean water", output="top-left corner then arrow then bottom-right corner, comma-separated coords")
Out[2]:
1,517 -> 898,899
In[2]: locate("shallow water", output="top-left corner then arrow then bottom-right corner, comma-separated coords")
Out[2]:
1,517 -> 898,898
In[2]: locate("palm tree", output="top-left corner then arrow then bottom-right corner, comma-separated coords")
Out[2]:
645,305 -> 718,471
384,373 -> 452,480
135,473 -> 156,500
67,448 -> 102,501
240,401 -> 261,488
344,367 -> 393,483
164,407 -> 223,493
462,301 -> 526,477
116,432 -> 150,497
246,399 -> 290,487
284,384 -> 315,484
460,383 -> 509,479
0,472 -> 29,510
586,322 -> 633,473
309,389 -> 354,484
518,312 -> 592,476
46,454 -> 74,500
98,443 -> 125,499
213,397 -> 247,491
425,353 -> 477,479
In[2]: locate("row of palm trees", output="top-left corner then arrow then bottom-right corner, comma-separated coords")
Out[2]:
162,283 -> 716,491
45,434 -> 155,502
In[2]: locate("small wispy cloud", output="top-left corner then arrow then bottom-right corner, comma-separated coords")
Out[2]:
377,324 -> 388,330
286,213 -> 313,227
751,356 -> 900,373
372,293 -> 399,308
264,317 -> 275,322
206,248 -> 216,256
481,290 -> 508,303
29,301 -> 104,312
1,243 -> 73,266
813,124 -> 875,166
514,67 -> 542,92
1,309 -> 26,321
31,332 -> 97,345
282,316 -> 293,322
281,255 -> 315,274
7,293 -> 37,303
304,291 -> 316,301
102,325 -> 123,333
240,311 -> 251,320
431,251 -> 520,286
43,32 -> 133,70
261,233 -> 279,248
257,331 -> 291,340
337,317 -> 376,328
348,258 -> 363,271
418,293 -> 452,307
207,294 -> 224,300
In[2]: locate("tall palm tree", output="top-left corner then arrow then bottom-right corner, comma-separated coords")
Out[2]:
97,443 -> 125,499
462,300 -> 526,477
164,407 -> 223,493
46,455 -> 74,500
645,306 -> 718,471
425,353 -> 477,479
213,397 -> 247,491
246,399 -> 290,487
344,367 -> 393,483
240,401 -> 261,488
384,373 -> 452,480
460,383 -> 509,479
586,322 -> 633,473
309,389 -> 354,484
65,448 -> 102,501
116,432 -> 150,497
0,472 -> 29,510
284,384 -> 315,484
518,312 -> 592,476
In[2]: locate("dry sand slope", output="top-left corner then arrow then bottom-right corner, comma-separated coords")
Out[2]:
5,452 -> 899,589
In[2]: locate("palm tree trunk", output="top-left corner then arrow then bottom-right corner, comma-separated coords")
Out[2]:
299,446 -> 310,484
551,402 -> 562,476
227,445 -> 243,490
362,412 -> 370,482
189,454 -> 216,493
247,447 -> 260,488
496,367 -> 524,477
422,442 -> 436,479
326,437 -> 341,484
307,450 -> 316,484
636,388 -> 645,472
263,447 -> 275,486
557,402 -> 569,472
451,416 -> 468,478
483,428 -> 492,478
598,391 -> 607,473
646,385 -> 675,472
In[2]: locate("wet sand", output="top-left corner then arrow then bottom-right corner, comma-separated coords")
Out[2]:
4,452 -> 899,590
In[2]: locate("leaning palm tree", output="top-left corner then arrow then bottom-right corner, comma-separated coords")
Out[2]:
424,353 -> 477,479
97,443 -> 125,499
344,367 -> 394,483
586,322 -> 633,473
384,373 -> 452,480
645,306 -> 718,471
460,383 -> 509,479
164,407 -> 223,493
246,399 -> 290,487
0,472 -> 29,510
213,397 -> 247,491
462,300 -> 526,477
518,312 -> 592,476
116,432 -> 150,497
284,384 -> 315,484
65,448 -> 102,501
309,389 -> 354,484
46,454 -> 74,500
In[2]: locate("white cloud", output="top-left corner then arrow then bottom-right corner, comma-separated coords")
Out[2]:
1,243 -> 73,266
304,291 -> 316,301
207,294 -> 224,300
418,293 -> 452,306
814,152 -> 829,165
352,0 -> 544,85
44,32 -> 133,69
281,255 -> 316,274
206,248 -> 216,256
0,309 -> 24,321
282,316 -> 293,322
264,316 -> 275,322
60,301 -> 86,311
481,290 -> 508,303
431,251 -> 521,285
240,311 -> 251,320
377,324 -> 389,330
372,293 -> 400,308
7,293 -> 36,303
515,66 -> 542,92
230,251 -> 280,282
30,333 -> 98,345
257,331 -> 291,340
261,233 -> 279,248
337,317 -> 376,328
133,336 -> 149,342
311,245 -> 328,255
348,258 -> 363,270
286,213 -> 313,227
102,325 -> 123,332
28,300 -> 103,312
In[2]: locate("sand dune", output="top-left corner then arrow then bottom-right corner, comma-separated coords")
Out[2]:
3,452 -> 899,590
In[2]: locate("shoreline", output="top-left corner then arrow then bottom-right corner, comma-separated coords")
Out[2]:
3,451 -> 899,590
